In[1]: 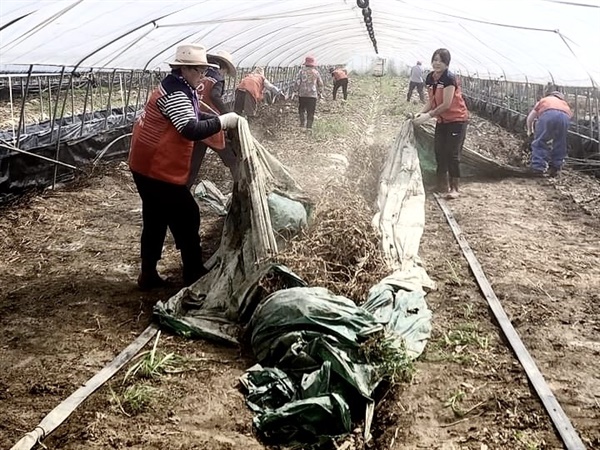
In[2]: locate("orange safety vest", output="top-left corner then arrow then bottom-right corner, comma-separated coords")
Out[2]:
535,96 -> 573,118
129,87 -> 194,185
197,77 -> 226,150
428,71 -> 469,123
237,73 -> 265,102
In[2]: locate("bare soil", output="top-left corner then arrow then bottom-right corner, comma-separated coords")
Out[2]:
1,76 -> 599,450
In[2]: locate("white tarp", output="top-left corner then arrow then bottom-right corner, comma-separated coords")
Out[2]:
1,0 -> 599,86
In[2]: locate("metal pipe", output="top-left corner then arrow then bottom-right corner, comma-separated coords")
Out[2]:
38,76 -> 44,123
49,67 -> 66,146
78,74 -> 92,137
15,65 -> 34,148
52,69 -> 75,189
104,69 -> 117,130
123,69 -> 134,124
1,141 -> 79,171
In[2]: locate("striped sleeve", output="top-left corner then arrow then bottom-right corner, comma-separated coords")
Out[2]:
156,91 -> 196,132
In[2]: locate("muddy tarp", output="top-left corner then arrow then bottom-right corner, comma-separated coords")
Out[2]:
155,120 -> 433,446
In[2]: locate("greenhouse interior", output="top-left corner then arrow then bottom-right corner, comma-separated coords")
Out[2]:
1,1 -> 599,450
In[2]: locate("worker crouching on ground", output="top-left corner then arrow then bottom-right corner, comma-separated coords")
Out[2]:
329,67 -> 349,101
234,67 -> 282,117
295,56 -> 324,129
128,44 -> 241,290
526,90 -> 572,177
413,48 -> 469,199
189,50 -> 239,188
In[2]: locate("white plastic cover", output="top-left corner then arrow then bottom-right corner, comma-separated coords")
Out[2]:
1,0 -> 599,86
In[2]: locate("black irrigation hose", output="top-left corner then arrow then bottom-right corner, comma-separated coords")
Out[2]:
356,0 -> 378,53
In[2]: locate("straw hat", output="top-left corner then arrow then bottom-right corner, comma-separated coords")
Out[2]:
167,44 -> 219,68
304,56 -> 317,67
207,50 -> 236,76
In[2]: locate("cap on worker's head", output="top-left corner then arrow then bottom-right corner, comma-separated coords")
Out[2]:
549,90 -> 565,101
417,61 -> 422,65
329,67 -> 335,73
207,50 -> 236,76
167,44 -> 219,68
304,56 -> 317,67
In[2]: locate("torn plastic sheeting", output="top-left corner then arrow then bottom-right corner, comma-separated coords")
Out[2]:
241,364 -> 297,413
253,393 -> 352,445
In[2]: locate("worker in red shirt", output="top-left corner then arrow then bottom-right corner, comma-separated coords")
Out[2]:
526,91 -> 572,177
329,67 -> 349,101
413,48 -> 469,199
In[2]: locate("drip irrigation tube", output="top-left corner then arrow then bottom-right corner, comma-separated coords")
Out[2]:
434,193 -> 586,450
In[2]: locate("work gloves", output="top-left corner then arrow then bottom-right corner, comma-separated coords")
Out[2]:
218,112 -> 240,130
412,112 -> 432,126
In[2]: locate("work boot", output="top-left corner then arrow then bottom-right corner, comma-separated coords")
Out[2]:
528,167 -> 547,178
548,166 -> 561,178
181,248 -> 210,286
436,173 -> 449,194
446,178 -> 460,199
137,259 -> 168,290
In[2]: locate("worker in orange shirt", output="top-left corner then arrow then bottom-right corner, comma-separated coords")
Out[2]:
526,90 -> 572,177
234,67 -> 282,117
329,67 -> 349,101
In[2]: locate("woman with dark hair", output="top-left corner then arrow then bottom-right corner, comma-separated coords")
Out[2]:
413,48 -> 469,199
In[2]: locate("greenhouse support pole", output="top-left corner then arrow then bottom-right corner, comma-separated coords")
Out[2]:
52,69 -> 74,190
8,75 -> 16,145
78,76 -> 92,137
133,71 -> 143,120
89,71 -> 94,122
123,69 -> 134,124
49,67 -> 66,147
37,76 -> 44,123
104,69 -> 117,130
15,65 -> 33,148
574,87 -> 580,136
70,76 -> 75,124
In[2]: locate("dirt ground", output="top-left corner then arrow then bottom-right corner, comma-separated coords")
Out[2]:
1,76 -> 599,450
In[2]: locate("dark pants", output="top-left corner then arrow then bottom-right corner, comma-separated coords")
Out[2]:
298,97 -> 317,128
434,122 -> 468,178
407,81 -> 425,102
333,79 -> 348,100
234,89 -> 258,117
188,140 -> 240,188
132,172 -> 203,278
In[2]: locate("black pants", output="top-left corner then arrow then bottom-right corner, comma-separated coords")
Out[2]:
132,172 -> 203,272
434,122 -> 468,178
407,81 -> 425,102
298,97 -> 317,128
333,79 -> 348,100
188,140 -> 240,188
234,89 -> 257,116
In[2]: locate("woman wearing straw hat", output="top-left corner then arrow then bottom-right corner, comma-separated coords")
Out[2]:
129,43 -> 241,290
294,56 -> 324,129
189,50 -> 239,187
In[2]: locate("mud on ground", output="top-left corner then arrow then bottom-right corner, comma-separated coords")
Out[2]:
1,76 -> 599,450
